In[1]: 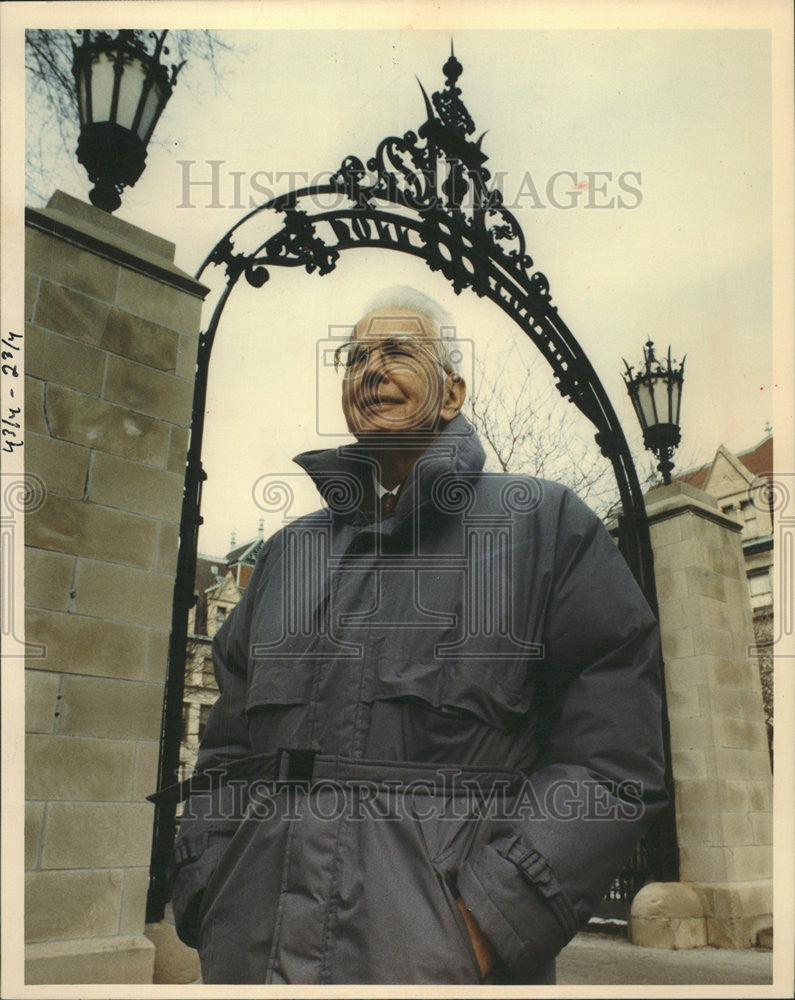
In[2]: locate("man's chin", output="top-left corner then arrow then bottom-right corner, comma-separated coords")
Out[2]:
351,424 -> 440,445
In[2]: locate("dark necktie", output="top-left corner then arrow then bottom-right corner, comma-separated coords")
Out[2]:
380,492 -> 397,517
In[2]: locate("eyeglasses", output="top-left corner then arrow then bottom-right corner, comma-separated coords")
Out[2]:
333,335 -> 449,376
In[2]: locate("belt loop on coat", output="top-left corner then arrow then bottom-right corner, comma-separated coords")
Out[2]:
275,748 -> 317,790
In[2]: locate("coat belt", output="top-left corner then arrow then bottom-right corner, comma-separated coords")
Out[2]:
148,748 -> 524,806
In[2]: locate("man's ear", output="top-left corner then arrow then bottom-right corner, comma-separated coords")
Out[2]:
439,374 -> 466,423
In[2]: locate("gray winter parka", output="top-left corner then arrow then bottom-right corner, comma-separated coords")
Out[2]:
171,414 -> 667,984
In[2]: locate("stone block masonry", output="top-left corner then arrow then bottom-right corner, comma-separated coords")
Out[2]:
630,482 -> 773,950
23,191 -> 207,985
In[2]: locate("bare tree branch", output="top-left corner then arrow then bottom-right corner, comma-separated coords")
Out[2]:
465,340 -> 623,519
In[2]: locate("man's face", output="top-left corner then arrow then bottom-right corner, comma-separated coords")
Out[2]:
340,308 -> 462,439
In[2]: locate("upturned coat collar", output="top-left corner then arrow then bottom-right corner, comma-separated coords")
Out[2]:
293,413 -> 486,525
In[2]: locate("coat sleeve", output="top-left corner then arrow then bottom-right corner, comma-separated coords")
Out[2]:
171,543 -> 271,947
456,487 -> 668,978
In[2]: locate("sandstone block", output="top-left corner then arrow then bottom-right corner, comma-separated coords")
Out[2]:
25,376 -> 47,435
167,424 -> 189,474
705,542 -> 744,579
674,778 -> 721,815
26,493 -> 158,569
26,733 -> 136,800
26,228 -> 120,300
674,811 -> 716,847
133,740 -> 160,801
702,880 -> 773,918
120,867 -> 150,935
26,271 -> 39,321
654,568 -> 688,603
40,801 -> 153,868
715,811 -> 754,846
24,323 -> 105,395
176,331 -> 198,380
88,452 -> 183,522
25,801 -> 44,869
718,715 -> 769,752
629,883 -> 707,950
25,668 -> 61,733
666,686 -> 701,719
156,521 -> 180,575
706,686 -> 769,722
630,915 -> 708,949
669,714 -> 716,750
56,674 -> 162,740
25,934 -> 155,985
658,537 -> 708,572
749,811 -> 774,844
648,516 -> 682,548
712,745 -> 772,781
678,844 -> 730,883
46,190 -> 175,258
100,308 -> 179,372
670,747 -> 708,781
116,268 -> 204,335
724,845 -> 773,882
690,622 -> 734,660
686,566 -> 726,601
25,547 -> 75,613
72,559 -> 174,628
25,608 -> 149,679
32,279 -> 111,345
660,626 -> 694,663
145,920 -> 201,983
25,868 -> 123,942
144,628 -> 170,684
24,431 -> 89,501
104,355 -> 192,426
706,914 -> 771,950
44,383 -> 170,466
707,656 -> 754,688
720,778 -> 771,813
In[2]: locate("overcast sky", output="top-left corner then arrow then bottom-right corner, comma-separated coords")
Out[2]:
13,4 -> 790,557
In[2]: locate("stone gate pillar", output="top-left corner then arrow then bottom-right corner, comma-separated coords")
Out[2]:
630,481 -> 773,948
24,192 -> 206,983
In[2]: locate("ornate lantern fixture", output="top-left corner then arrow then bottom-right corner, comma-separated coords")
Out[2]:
623,340 -> 686,485
71,29 -> 184,212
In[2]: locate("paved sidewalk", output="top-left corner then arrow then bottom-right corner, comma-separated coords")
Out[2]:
557,931 -> 773,986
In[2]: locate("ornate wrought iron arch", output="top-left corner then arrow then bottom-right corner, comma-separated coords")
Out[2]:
147,47 -> 672,920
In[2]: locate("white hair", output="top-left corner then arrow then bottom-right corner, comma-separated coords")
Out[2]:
360,286 -> 459,374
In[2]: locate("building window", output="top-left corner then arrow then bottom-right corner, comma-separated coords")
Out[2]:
748,569 -> 772,608
214,605 -> 227,629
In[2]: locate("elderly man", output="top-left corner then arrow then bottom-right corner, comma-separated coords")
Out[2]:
170,287 -> 666,984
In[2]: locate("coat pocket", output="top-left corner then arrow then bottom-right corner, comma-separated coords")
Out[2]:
245,661 -> 316,752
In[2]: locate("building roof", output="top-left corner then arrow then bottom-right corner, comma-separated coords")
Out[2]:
673,434 -> 773,490
224,535 -> 266,567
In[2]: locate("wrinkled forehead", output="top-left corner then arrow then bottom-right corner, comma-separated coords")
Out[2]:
352,307 -> 437,343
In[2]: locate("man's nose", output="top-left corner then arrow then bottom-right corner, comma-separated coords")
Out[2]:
362,345 -> 389,380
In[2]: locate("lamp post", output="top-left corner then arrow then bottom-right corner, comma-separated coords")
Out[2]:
71,29 -> 184,212
623,340 -> 686,485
